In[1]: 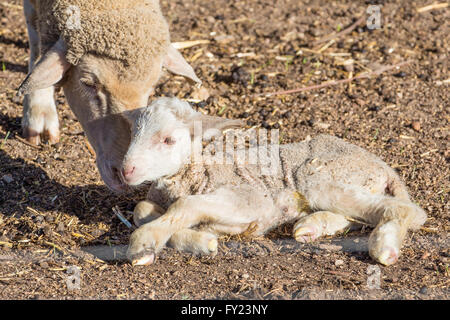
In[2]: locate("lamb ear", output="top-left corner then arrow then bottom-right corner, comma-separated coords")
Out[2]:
17,39 -> 71,96
190,114 -> 244,140
163,44 -> 202,85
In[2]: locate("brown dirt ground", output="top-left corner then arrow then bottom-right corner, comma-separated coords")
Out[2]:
0,0 -> 448,300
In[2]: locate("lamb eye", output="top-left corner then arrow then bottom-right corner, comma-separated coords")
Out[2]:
163,137 -> 175,145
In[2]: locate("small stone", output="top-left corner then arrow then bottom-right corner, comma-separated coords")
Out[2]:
282,111 -> 292,118
355,98 -> 366,107
259,109 -> 269,117
314,122 -> 331,130
335,259 -> 344,267
39,261 -> 49,268
387,138 -> 397,144
43,225 -> 52,236
196,101 -> 208,109
393,71 -> 407,78
419,286 -> 428,295
411,121 -> 421,132
34,215 -> 45,224
242,273 -> 249,279
192,87 -> 210,101
214,34 -> 235,44
56,222 -> 65,233
2,174 -> 13,184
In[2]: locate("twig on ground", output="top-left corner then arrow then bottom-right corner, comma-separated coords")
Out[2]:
14,135 -> 41,150
84,136 -> 96,156
314,15 -> 366,45
112,206 -> 134,229
261,60 -> 412,97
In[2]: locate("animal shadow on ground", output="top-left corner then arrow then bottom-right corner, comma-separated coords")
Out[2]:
0,34 -> 28,50
0,60 -> 27,74
0,125 -> 146,250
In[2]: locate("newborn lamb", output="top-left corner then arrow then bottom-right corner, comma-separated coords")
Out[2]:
121,97 -> 426,266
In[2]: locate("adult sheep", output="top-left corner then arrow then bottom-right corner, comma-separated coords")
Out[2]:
18,0 -> 201,192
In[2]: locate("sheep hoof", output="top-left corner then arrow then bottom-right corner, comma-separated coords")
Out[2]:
131,252 -> 156,266
373,247 -> 399,266
22,127 -> 41,146
44,129 -> 60,145
23,127 -> 60,146
294,224 -> 319,243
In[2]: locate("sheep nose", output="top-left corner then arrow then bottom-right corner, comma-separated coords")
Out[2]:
121,165 -> 135,179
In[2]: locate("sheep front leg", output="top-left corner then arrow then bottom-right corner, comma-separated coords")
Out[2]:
132,200 -> 218,262
22,0 -> 60,145
127,192 -> 255,265
293,211 -> 356,243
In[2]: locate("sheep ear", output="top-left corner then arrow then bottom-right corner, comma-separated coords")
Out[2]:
190,114 -> 243,140
163,44 -> 202,85
17,39 -> 71,96
122,108 -> 142,128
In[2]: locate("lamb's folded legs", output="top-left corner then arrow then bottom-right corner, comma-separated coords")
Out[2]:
293,191 -> 426,266
127,192 -> 256,265
368,199 -> 425,266
293,211 -> 356,243
131,201 -> 218,265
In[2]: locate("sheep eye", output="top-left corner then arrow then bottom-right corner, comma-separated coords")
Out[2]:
80,78 -> 98,90
163,137 -> 175,145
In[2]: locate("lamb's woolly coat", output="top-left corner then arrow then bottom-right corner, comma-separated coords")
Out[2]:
35,0 -> 170,76
145,135 -> 419,234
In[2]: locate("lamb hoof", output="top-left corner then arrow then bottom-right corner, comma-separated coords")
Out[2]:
131,252 -> 156,266
373,247 -> 399,266
207,238 -> 218,253
294,224 -> 319,243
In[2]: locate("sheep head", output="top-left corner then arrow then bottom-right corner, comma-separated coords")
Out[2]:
17,37 -> 201,192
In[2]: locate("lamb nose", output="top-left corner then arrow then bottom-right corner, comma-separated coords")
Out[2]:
122,166 -> 135,178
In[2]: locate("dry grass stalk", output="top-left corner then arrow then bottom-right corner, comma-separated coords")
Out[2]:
262,60 -> 412,97
314,15 -> 366,45
417,2 -> 448,13
172,40 -> 210,50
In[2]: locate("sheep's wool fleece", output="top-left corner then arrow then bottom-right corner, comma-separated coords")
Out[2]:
37,0 -> 170,74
